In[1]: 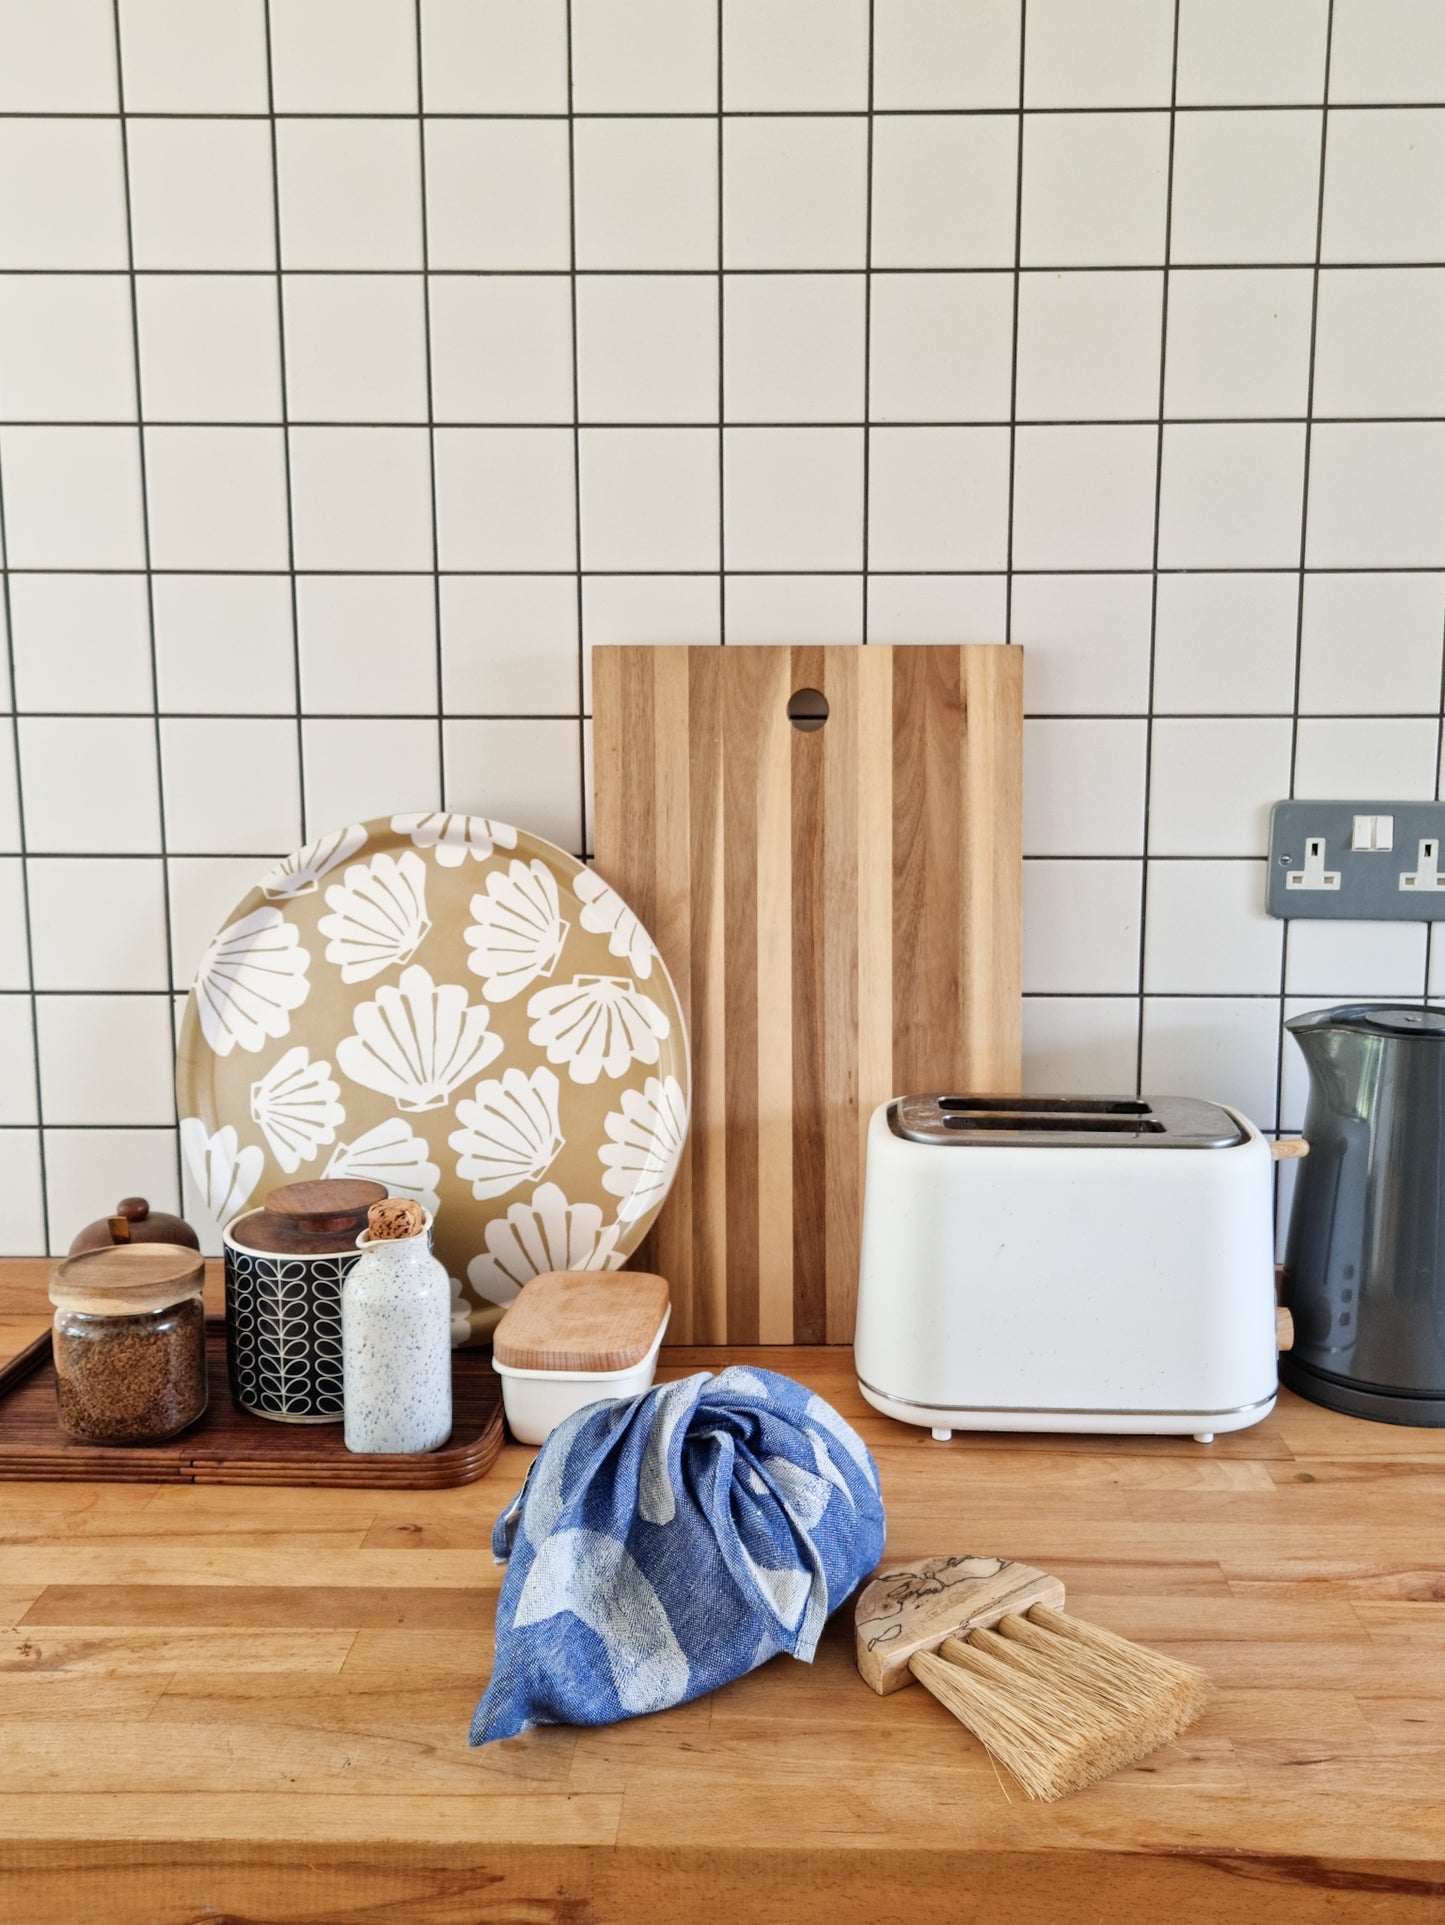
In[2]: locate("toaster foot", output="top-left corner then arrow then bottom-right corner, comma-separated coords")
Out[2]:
931,1427 -> 953,1442
1194,1431 -> 1215,1443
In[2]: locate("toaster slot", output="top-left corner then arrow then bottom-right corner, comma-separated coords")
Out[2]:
941,1113 -> 1165,1135
891,1092 -> 1246,1148
936,1095 -> 1151,1117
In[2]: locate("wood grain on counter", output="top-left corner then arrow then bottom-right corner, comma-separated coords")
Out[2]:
1,1259 -> 1443,1923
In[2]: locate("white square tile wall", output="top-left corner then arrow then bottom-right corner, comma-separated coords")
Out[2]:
3,0 -> 1445,1250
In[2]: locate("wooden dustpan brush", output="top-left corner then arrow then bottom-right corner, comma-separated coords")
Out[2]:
856,1556 -> 1210,1802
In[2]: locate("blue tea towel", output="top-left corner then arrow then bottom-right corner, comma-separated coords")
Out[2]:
470,1367 -> 886,1743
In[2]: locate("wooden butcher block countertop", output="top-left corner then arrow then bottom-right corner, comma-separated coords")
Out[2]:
2,1260 -> 1444,1924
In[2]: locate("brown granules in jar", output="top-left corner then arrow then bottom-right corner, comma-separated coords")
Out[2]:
53,1296 -> 207,1444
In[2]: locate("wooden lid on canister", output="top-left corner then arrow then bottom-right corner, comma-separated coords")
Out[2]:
52,1243 -> 206,1317
493,1270 -> 671,1372
228,1179 -> 387,1255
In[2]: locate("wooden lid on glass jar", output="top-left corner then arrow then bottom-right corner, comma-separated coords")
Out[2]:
493,1270 -> 671,1372
228,1179 -> 387,1255
51,1244 -> 207,1317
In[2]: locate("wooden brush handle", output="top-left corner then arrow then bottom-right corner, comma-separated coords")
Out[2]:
855,1555 -> 1066,1695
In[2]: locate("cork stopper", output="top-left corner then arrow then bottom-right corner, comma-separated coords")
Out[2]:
366,1198 -> 426,1241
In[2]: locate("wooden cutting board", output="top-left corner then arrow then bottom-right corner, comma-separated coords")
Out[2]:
592,644 -> 1023,1346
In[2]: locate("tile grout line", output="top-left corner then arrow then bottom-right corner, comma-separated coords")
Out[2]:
1003,0 -> 1026,649
6,101 -> 1445,119
717,0 -> 726,646
413,0 -> 445,819
565,2 -> 588,853
860,0 -> 875,644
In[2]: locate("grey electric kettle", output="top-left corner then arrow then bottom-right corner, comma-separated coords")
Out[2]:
1282,1003 -> 1445,1425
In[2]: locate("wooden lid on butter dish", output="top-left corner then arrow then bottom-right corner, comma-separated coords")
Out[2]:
493,1271 -> 670,1373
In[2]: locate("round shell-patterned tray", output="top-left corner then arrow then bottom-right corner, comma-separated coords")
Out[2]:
176,813 -> 689,1344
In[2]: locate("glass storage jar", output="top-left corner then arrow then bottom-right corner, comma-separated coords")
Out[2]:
50,1245 -> 208,1445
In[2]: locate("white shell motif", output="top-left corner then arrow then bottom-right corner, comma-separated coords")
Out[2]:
194,906 -> 311,1058
336,963 -> 503,1114
249,1046 -> 345,1174
574,868 -> 656,979
318,849 -> 431,984
449,1066 -> 564,1201
527,975 -> 671,1085
599,1074 -> 688,1223
180,1116 -> 264,1225
323,1117 -> 441,1214
392,812 -> 519,867
260,824 -> 368,901
466,1181 -> 623,1309
464,858 -> 569,1003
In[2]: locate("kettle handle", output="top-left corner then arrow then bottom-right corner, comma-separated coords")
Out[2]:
1269,1137 -> 1309,1161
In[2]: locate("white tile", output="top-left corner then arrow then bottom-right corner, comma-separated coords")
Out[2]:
302,719 -> 440,831
289,427 -> 434,571
1171,110 -> 1322,266
872,0 -> 1021,110
277,120 -> 422,270
1023,859 -> 1142,994
1176,0 -> 1328,105
435,427 -> 576,570
727,575 -> 863,645
0,1000 -> 36,1123
1285,920 -> 1428,997
724,0 -> 868,110
10,576 -> 152,715
578,428 -> 718,571
1015,271 -> 1163,421
1145,861 -> 1281,992
1153,574 -> 1300,715
868,273 -> 1013,423
1307,424 -> 1445,567
868,426 -> 1010,570
136,275 -> 283,422
1140,996 -> 1281,1129
167,856 -> 271,989
0,121 -> 127,270
27,858 -> 169,991
271,0 -> 417,110
581,577 -> 720,698
1293,717 -> 1441,798
1022,996 -> 1141,1096
0,860 -> 28,989
1300,574 -> 1445,716
442,576 -> 579,714
1331,0 -> 1445,103
1313,268 -> 1445,417
0,1130 -> 44,1254
1012,574 -> 1154,714
1149,718 -> 1294,856
143,427 -> 289,571
18,718 -> 161,853
872,116 -> 1017,270
0,0 -> 116,108
153,576 -> 296,715
420,0 -> 568,112
1011,425 -> 1158,570
1021,114 -> 1170,267
575,0 -> 716,110
119,0 -> 269,111
725,275 -> 865,423
37,995 -> 174,1125
0,733 -> 18,851
1024,719 -> 1147,857
430,276 -> 574,424
866,576 -> 1005,646
0,427 -> 144,568
297,576 -> 438,715
160,717 -> 302,854
1428,941 -> 1445,1000
283,276 -> 427,423
579,276 -> 717,424
725,118 -> 868,270
577,120 -> 717,271
1158,424 -> 1306,569
1024,0 -> 1174,108
128,120 -> 276,272
0,276 -> 135,421
443,718 -> 583,854
44,1128 -> 180,1253
723,428 -> 863,571
425,120 -> 572,272
1322,109 -> 1445,263
1164,269 -> 1314,418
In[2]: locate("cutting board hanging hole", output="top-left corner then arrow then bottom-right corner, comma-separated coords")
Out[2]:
787,688 -> 829,732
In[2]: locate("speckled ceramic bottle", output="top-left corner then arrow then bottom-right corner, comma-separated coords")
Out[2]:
342,1213 -> 452,1454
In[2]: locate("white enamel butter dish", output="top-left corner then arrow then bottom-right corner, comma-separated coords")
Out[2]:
491,1269 -> 671,1446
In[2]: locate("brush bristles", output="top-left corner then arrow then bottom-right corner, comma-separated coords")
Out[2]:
907,1604 -> 1212,1802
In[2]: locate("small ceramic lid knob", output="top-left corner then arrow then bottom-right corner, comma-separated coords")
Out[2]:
68,1197 -> 201,1256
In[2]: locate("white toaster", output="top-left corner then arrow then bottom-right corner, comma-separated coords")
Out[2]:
854,1094 -> 1279,1442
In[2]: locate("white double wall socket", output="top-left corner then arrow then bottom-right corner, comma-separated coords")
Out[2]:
1268,802 -> 1445,921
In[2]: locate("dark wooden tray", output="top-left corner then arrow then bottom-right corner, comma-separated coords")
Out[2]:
0,1319 -> 506,1488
